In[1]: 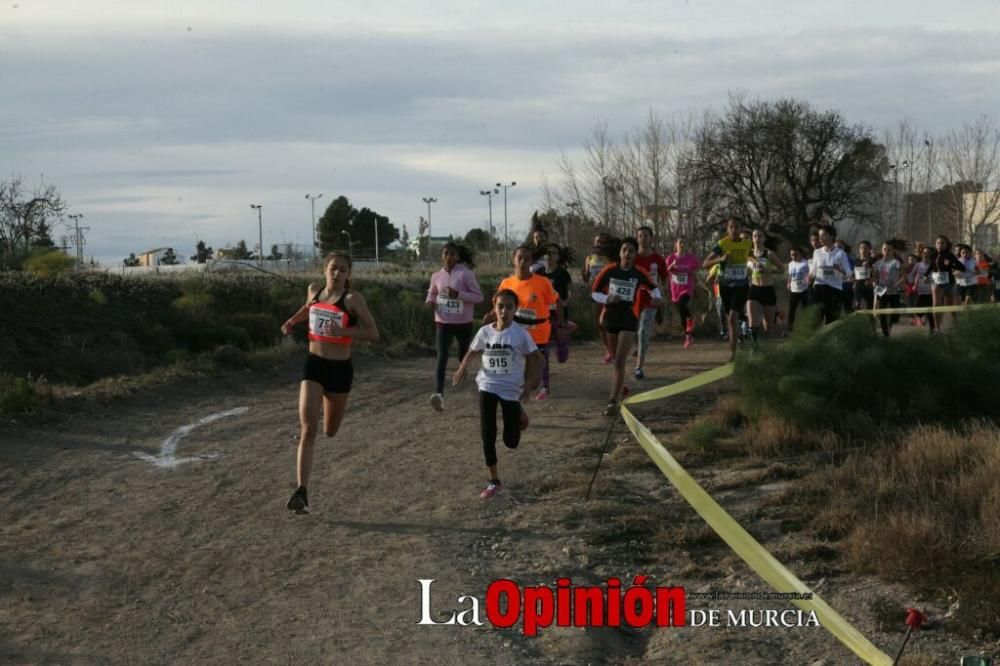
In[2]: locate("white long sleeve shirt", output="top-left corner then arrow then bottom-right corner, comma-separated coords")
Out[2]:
810,246 -> 853,291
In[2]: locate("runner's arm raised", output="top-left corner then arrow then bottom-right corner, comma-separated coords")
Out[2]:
282,283 -> 322,335
328,292 -> 380,342
453,349 -> 481,385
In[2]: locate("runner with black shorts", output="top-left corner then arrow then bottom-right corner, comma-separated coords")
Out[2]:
746,227 -> 784,345
703,217 -> 752,361
592,237 -> 662,416
280,252 -> 380,514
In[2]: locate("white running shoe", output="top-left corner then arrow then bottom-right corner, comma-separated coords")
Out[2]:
430,393 -> 444,412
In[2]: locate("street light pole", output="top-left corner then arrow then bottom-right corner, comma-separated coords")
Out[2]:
924,140 -> 933,241
422,197 -> 437,240
68,213 -> 85,266
374,214 -> 380,270
340,230 -> 351,254
305,193 -> 323,259
250,204 -> 263,265
480,187 -> 499,254
501,181 -> 516,251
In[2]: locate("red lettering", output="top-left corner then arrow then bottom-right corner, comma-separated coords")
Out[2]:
623,577 -> 654,627
606,578 -> 622,626
656,587 -> 687,627
573,586 -> 604,627
556,578 -> 572,627
522,586 -> 555,636
485,579 -> 520,628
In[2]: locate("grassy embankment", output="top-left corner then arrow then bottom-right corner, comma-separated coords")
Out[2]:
679,307 -> 1000,640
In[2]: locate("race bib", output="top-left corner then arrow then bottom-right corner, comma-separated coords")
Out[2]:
724,266 -> 747,282
671,273 -> 688,286
994,278 -> 1000,290
931,271 -> 950,286
790,277 -> 807,293
609,278 -> 636,302
956,276 -> 975,287
854,266 -> 870,281
875,285 -> 888,298
436,296 -> 464,315
821,266 -> 835,280
482,348 -> 512,375
309,308 -> 344,336
515,308 -> 537,329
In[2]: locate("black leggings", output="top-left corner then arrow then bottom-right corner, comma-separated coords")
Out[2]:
788,291 -> 809,331
479,390 -> 521,467
916,294 -> 935,331
813,285 -> 843,324
876,294 -> 901,336
674,294 -> 692,322
435,323 -> 474,393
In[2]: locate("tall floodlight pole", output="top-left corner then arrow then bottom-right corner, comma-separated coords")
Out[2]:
480,187 -> 499,254
374,214 -> 380,269
305,193 -> 323,259
924,139 -> 934,241
501,181 -> 516,250
422,197 -> 437,240
68,213 -> 85,266
250,204 -> 263,265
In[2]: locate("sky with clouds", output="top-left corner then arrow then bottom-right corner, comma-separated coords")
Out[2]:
2,1 -> 998,263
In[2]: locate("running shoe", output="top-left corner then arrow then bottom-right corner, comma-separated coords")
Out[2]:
519,406 -> 530,431
430,393 -> 444,412
602,350 -> 614,364
286,486 -> 309,514
535,388 -> 549,401
480,481 -> 503,500
634,368 -> 645,380
683,334 -> 693,349
602,401 -> 618,417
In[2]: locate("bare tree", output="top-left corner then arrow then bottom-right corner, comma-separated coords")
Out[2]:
941,115 -> 1000,246
0,174 -> 66,259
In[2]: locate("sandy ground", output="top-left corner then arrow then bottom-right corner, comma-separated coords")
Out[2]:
1,338 -> 996,665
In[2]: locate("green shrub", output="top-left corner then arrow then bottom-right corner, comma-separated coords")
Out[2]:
0,374 -> 36,413
736,308 -> 1000,431
22,250 -> 76,277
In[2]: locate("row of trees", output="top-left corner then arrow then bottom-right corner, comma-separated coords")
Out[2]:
541,95 -> 1000,252
317,195 -> 399,256
0,175 -> 64,269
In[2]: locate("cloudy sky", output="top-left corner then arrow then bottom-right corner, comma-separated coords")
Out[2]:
2,1 -> 998,263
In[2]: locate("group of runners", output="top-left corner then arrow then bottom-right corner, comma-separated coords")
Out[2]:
278,218 -> 999,509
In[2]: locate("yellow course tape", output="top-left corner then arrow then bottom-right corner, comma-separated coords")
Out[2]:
618,325 -> 918,663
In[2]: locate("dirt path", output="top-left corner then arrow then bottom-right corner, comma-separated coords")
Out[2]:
0,340 -> 985,664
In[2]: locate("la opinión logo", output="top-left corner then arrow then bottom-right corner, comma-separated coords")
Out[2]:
417,577 -> 686,636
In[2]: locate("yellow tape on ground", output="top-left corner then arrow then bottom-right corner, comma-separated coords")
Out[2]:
857,303 -> 992,316
624,363 -> 734,405
618,404 -> 892,665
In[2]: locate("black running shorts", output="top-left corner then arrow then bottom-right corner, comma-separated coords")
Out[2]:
302,353 -> 353,394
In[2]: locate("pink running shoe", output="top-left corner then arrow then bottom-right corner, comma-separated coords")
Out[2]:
535,388 -> 549,401
602,350 -> 614,364
480,481 -> 503,500
683,334 -> 693,349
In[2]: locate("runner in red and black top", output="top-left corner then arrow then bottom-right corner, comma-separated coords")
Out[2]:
592,237 -> 662,416
280,252 -> 380,514
924,234 -> 963,332
852,240 -> 877,312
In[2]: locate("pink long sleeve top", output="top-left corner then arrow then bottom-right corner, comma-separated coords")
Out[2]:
426,263 -> 484,325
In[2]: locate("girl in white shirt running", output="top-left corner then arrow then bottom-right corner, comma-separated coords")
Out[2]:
454,289 -> 543,500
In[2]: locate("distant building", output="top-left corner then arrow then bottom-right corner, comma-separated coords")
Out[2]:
135,247 -> 172,266
408,236 -> 453,258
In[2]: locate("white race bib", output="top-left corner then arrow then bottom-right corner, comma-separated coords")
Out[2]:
671,273 -> 688,286
994,278 -> 1000,290
790,277 -> 807,293
515,308 -> 537,329
821,266 -> 835,280
931,271 -> 950,286
875,285 -> 888,298
724,266 -> 747,282
854,266 -> 870,281
956,276 -> 975,287
482,348 -> 513,375
609,278 -> 636,302
436,296 -> 464,315
309,308 -> 344,336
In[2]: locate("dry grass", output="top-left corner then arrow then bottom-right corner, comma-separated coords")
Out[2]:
808,422 -> 1000,639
